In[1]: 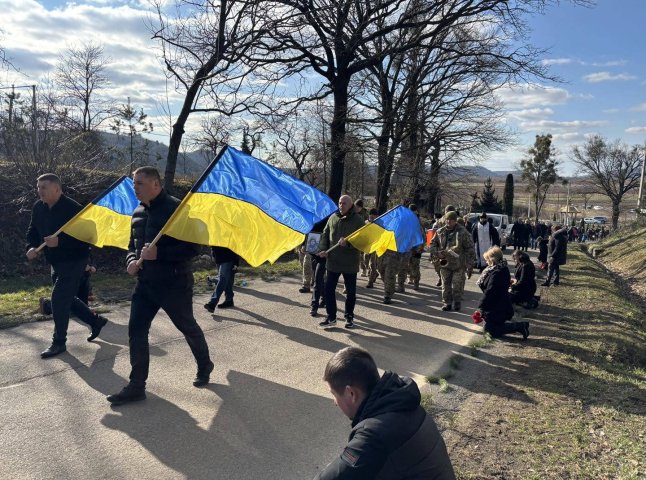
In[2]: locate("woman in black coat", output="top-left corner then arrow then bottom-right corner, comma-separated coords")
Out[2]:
476,246 -> 529,339
541,225 -> 568,287
510,250 -> 537,306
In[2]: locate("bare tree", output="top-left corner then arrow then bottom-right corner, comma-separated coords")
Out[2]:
572,135 -> 643,229
110,98 -> 154,175
55,43 -> 111,132
150,0 -> 272,191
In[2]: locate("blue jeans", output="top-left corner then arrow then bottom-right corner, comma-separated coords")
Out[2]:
210,261 -> 235,304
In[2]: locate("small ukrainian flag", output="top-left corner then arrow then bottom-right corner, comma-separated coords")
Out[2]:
62,176 -> 139,250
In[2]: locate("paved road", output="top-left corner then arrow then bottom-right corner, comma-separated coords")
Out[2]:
0,261 -> 484,480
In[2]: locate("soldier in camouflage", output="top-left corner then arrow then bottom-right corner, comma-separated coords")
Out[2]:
406,204 -> 425,290
429,210 -> 475,311
378,250 -> 403,304
365,209 -> 380,289
297,246 -> 313,293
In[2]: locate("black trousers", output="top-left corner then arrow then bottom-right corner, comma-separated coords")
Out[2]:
546,262 -> 560,285
310,255 -> 326,309
128,274 -> 211,389
50,259 -> 99,345
324,271 -> 357,321
485,322 -> 525,337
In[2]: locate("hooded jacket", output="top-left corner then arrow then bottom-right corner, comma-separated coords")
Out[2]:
315,372 -> 455,480
548,227 -> 568,266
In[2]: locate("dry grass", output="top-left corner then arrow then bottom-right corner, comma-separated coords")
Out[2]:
433,248 -> 645,479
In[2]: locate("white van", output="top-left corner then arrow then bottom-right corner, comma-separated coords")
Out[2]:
467,213 -> 511,250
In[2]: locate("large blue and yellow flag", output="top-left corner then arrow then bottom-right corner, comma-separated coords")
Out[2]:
161,146 -> 337,267
345,205 -> 424,257
62,176 -> 139,250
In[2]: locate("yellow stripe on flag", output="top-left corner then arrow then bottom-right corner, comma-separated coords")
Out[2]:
63,204 -> 133,249
346,223 -> 397,257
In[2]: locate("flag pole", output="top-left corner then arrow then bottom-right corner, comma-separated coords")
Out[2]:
135,146 -> 230,267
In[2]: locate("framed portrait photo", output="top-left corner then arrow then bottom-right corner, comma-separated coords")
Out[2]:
305,232 -> 322,254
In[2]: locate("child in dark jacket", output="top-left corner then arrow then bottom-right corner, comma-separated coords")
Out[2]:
536,236 -> 548,270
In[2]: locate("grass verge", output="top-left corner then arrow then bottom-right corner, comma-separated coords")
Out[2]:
433,248 -> 645,479
0,258 -> 301,329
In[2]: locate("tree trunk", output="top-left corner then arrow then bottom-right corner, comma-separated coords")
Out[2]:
612,200 -> 620,230
327,74 -> 349,201
375,127 -> 392,214
425,139 -> 441,215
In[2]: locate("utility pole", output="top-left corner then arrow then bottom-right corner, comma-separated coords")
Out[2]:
32,85 -> 38,161
638,147 -> 646,217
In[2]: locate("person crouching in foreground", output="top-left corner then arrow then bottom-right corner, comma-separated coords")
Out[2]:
476,246 -> 529,340
314,346 -> 455,480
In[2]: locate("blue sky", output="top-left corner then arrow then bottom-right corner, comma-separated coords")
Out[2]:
1,0 -> 644,175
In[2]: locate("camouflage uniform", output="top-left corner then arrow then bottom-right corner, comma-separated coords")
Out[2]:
396,252 -> 412,292
407,248 -> 423,289
378,250 -> 401,300
297,247 -> 313,288
429,223 -> 475,309
366,252 -> 379,287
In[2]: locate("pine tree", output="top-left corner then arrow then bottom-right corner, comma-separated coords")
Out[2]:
470,191 -> 481,212
479,177 -> 502,213
503,173 -> 514,217
241,130 -> 252,154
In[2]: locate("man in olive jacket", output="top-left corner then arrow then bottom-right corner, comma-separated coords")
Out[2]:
317,195 -> 365,329
314,347 -> 455,480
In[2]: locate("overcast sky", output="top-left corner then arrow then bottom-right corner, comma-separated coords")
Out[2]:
1,0 -> 644,175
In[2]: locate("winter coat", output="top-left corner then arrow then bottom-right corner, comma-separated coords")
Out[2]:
319,208 -> 365,273
537,239 -> 548,263
478,262 -> 514,324
126,189 -> 199,283
511,260 -> 536,302
314,372 -> 455,480
26,195 -> 90,265
548,227 -> 568,266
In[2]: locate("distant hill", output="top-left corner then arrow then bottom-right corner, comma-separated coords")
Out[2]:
450,165 -> 521,178
98,132 -> 211,176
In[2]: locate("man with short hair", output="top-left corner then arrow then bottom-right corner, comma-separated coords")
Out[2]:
317,195 -> 364,329
315,347 -> 455,479
26,174 -> 108,358
107,167 -> 213,405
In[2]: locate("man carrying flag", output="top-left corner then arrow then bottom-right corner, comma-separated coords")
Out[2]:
317,195 -> 365,329
26,174 -> 109,358
107,166 -> 214,406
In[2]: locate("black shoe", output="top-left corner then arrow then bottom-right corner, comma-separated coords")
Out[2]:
193,361 -> 215,387
309,308 -> 318,317
383,297 -> 392,304
345,319 -> 355,329
521,322 -> 530,340
204,302 -> 216,313
441,304 -> 452,311
319,318 -> 336,328
366,283 -> 374,288
540,281 -> 550,287
87,315 -> 108,342
298,286 -> 311,293
40,343 -> 66,359
453,302 -> 461,311
107,385 -> 146,405
553,281 -> 560,286
435,279 -> 442,287
218,300 -> 234,309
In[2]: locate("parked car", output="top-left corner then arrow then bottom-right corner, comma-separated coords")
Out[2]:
593,216 -> 608,224
584,217 -> 607,224
466,213 -> 511,250
592,205 -> 603,210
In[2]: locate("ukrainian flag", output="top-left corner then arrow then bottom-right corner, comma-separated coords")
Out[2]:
161,146 -> 337,267
345,205 -> 424,256
62,176 -> 139,250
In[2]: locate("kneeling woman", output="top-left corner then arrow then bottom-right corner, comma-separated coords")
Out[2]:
476,246 -> 529,339
510,250 -> 538,307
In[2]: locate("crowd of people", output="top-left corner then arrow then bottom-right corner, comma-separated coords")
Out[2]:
25,169 -> 576,478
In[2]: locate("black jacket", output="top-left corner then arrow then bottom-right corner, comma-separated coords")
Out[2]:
548,227 -> 568,266
126,189 -> 199,282
26,195 -> 90,265
537,239 -> 548,263
211,246 -> 239,266
315,372 -> 455,480
478,263 -> 514,324
511,260 -> 536,301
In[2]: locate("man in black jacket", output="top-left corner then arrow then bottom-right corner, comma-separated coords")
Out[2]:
315,347 -> 455,479
541,225 -> 568,287
107,167 -> 213,406
26,174 -> 108,358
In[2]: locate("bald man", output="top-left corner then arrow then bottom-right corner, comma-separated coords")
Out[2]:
317,195 -> 365,329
